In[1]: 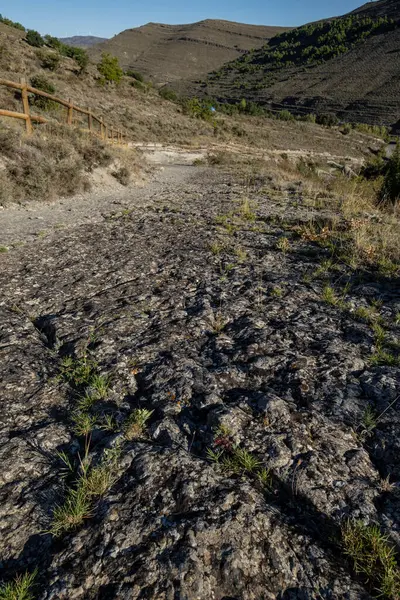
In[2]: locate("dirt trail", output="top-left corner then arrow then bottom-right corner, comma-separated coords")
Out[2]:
0,163 -> 195,247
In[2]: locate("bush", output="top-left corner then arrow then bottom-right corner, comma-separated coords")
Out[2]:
159,87 -> 177,102
380,144 -> 400,204
316,113 -> 338,127
29,75 -> 57,110
40,51 -> 61,71
26,29 -> 44,47
301,113 -> 316,123
0,14 -> 25,31
278,109 -> 295,121
44,34 -> 62,50
61,45 -> 89,71
126,70 -> 144,82
97,53 -> 123,84
182,97 -> 213,120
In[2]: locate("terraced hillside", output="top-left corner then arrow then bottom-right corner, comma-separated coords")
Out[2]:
88,20 -> 291,83
196,0 -> 400,126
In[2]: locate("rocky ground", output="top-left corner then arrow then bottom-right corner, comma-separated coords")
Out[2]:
0,161 -> 399,599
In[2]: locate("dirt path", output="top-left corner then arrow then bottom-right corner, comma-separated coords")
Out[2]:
0,163 -> 198,247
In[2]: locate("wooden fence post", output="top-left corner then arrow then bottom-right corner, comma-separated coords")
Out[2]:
20,78 -> 33,135
100,118 -> 105,140
67,99 -> 73,125
88,107 -> 92,132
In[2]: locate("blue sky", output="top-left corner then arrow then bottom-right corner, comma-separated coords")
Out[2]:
4,0 -> 368,38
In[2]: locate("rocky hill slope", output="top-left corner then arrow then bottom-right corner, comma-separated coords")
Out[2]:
195,0 -> 400,126
60,35 -> 108,48
88,20 -> 291,83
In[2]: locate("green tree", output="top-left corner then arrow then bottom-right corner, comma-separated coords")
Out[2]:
26,29 -> 44,47
97,53 -> 123,84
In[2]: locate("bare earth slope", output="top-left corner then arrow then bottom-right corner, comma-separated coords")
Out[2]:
88,20 -> 291,83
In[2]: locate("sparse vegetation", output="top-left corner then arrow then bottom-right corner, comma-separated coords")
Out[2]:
380,143 -> 400,205
0,571 -> 37,600
342,520 -> 400,599
159,87 -> 178,102
124,408 -> 153,440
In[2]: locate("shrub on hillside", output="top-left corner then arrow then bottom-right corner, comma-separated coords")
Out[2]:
278,109 -> 295,121
97,53 -> 123,84
43,35 -> 88,71
29,75 -> 57,110
61,45 -> 89,72
316,113 -> 338,127
159,87 -> 177,102
301,113 -> 316,123
380,144 -> 400,205
0,14 -> 25,31
44,35 -> 62,50
26,29 -> 45,47
39,51 -> 61,71
126,70 -> 144,82
182,97 -> 214,121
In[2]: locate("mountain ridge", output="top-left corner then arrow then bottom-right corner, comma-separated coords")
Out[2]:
60,35 -> 107,47
88,19 -> 292,83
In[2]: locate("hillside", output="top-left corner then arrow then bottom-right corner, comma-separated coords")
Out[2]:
60,35 -> 108,47
195,0 -> 400,126
88,20 -> 291,83
1,18 -> 380,207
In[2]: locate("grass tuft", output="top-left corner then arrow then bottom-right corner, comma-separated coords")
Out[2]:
0,571 -> 37,600
124,408 -> 153,440
342,520 -> 400,599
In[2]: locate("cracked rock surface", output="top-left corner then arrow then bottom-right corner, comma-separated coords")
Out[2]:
0,165 -> 399,599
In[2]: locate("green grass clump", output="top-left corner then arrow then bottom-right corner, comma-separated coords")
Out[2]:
207,444 -> 272,488
322,285 -> 339,306
50,446 -> 120,536
50,485 -> 92,536
0,571 -> 37,600
59,355 -> 96,387
124,408 -> 153,440
342,520 -> 400,599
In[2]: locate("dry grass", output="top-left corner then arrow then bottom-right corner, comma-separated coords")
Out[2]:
0,122 -> 142,205
214,151 -> 399,272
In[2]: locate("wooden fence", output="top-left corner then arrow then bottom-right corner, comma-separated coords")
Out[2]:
0,77 -> 127,144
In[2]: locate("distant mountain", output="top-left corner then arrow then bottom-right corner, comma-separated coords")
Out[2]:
60,36 -> 107,48
88,20 -> 292,83
193,0 -> 400,126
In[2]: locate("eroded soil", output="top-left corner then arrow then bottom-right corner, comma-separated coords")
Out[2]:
0,163 -> 399,599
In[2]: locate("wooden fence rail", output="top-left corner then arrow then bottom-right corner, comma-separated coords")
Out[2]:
0,77 -> 127,144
